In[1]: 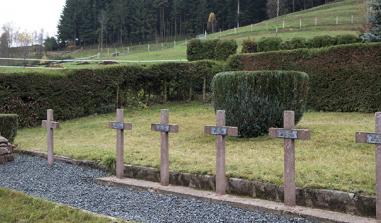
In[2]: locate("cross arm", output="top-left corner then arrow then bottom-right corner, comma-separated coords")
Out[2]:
151,123 -> 179,133
356,132 -> 381,144
204,126 -> 239,136
42,120 -> 60,129
269,128 -> 310,140
108,122 -> 133,130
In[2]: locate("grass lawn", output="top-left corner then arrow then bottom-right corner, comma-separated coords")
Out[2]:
0,188 -> 127,223
16,102 -> 376,195
209,0 -> 365,42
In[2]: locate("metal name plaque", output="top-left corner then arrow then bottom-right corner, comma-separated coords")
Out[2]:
112,122 -> 125,130
367,133 -> 381,144
277,129 -> 298,139
211,127 -> 228,136
154,124 -> 170,132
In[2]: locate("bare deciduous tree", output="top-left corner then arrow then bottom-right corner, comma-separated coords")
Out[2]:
266,0 -> 288,18
17,31 -> 33,60
98,10 -> 107,54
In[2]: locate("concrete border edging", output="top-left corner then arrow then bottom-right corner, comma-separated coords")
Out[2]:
15,150 -> 375,218
97,177 -> 377,223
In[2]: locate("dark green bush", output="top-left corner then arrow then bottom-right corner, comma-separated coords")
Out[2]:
257,37 -> 283,52
187,39 -> 219,61
308,35 -> 337,48
281,37 -> 307,50
335,34 -> 361,45
227,43 -> 381,112
0,61 -> 223,127
215,40 -> 238,60
187,39 -> 237,61
0,114 -> 18,143
241,39 -> 258,53
212,71 -> 309,138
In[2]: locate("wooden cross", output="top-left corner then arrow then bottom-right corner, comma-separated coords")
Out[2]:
151,109 -> 179,186
269,111 -> 310,206
204,110 -> 238,195
41,109 -> 59,166
108,109 -> 132,179
356,112 -> 381,220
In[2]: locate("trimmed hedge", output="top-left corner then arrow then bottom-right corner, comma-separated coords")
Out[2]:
335,34 -> 361,45
281,37 -> 308,50
257,37 -> 283,52
212,71 -> 309,138
215,40 -> 238,60
0,114 -> 18,143
0,61 -> 224,127
241,39 -> 258,53
227,43 -> 381,112
187,39 -> 237,61
308,35 -> 337,48
187,39 -> 219,61
241,35 -> 362,53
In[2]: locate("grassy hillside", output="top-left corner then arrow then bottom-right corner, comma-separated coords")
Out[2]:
63,0 -> 366,63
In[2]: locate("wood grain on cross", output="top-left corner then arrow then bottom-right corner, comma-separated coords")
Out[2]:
151,109 -> 179,186
356,112 -> 381,220
108,109 -> 132,179
269,111 -> 310,206
41,109 -> 59,166
204,110 -> 238,195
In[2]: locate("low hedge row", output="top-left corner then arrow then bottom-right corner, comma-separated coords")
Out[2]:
229,42 -> 381,112
0,114 -> 18,143
212,71 -> 309,137
187,39 -> 238,61
0,61 -> 224,127
241,35 -> 361,53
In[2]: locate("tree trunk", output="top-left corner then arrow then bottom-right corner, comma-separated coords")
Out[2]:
277,0 -> 280,17
203,77 -> 207,103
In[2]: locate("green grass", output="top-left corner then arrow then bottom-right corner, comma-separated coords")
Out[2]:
0,188 -> 128,223
0,67 -> 65,74
209,0 -> 365,42
15,102 -> 376,195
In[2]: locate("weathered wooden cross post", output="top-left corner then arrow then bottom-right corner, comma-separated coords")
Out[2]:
204,110 -> 238,195
108,109 -> 132,179
151,109 -> 179,186
42,109 -> 59,166
269,111 -> 310,206
356,112 -> 381,220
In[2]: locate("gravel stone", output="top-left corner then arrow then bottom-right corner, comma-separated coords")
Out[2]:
0,155 -> 317,223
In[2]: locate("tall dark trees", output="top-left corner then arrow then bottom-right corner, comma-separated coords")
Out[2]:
57,0 -> 331,47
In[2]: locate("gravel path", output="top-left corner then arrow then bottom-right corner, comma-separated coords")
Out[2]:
0,155 -> 316,223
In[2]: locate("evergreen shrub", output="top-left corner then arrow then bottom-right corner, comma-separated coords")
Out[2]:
0,114 -> 18,143
0,61 -> 223,127
241,39 -> 258,53
335,34 -> 361,45
308,35 -> 337,48
212,71 -> 309,138
227,43 -> 381,112
215,40 -> 238,60
187,39 -> 237,61
257,37 -> 283,52
281,37 -> 308,50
